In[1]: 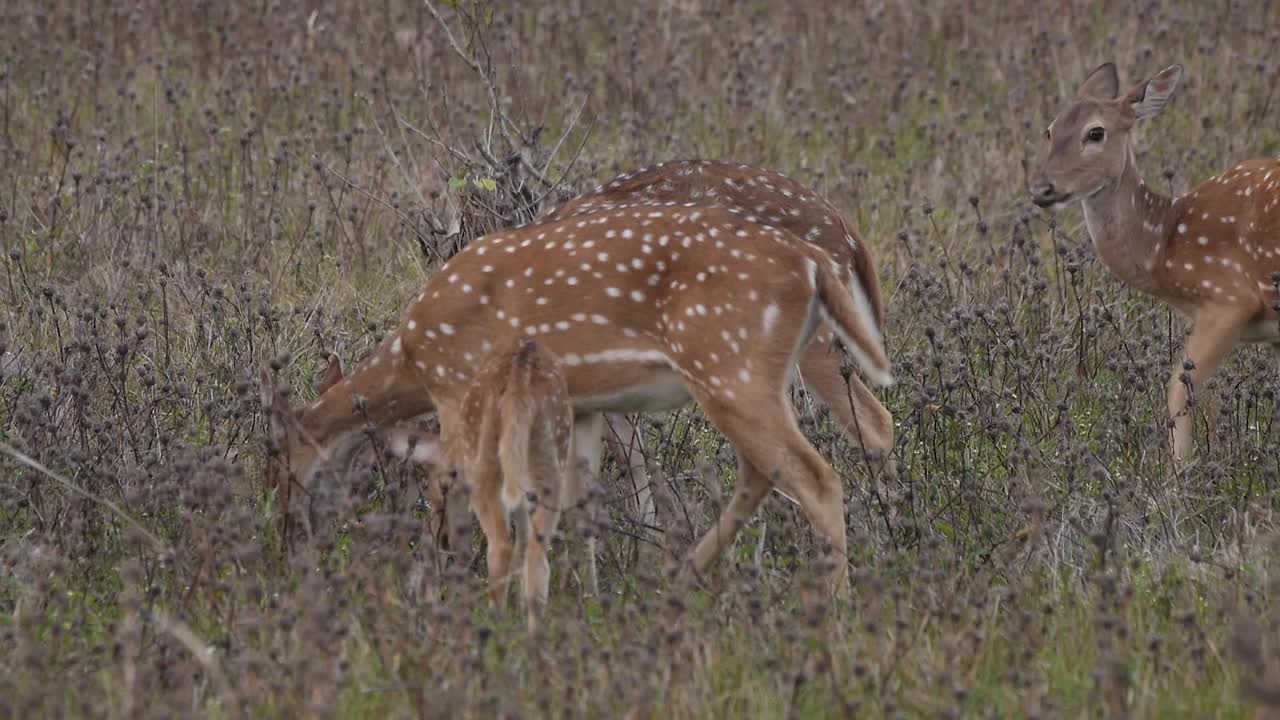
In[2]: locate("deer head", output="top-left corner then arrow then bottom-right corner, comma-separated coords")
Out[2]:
1031,63 -> 1183,208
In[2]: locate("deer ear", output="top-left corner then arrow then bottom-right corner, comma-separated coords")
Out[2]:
1078,62 -> 1120,100
1125,64 -> 1182,119
316,352 -> 345,395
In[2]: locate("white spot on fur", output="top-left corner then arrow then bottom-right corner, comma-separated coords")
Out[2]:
762,303 -> 779,334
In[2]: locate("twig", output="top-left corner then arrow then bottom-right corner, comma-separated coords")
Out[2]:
360,95 -> 432,216
313,154 -> 446,264
529,113 -> 596,211
423,0 -> 517,153
541,97 -> 587,178
0,441 -> 168,551
395,110 -> 474,168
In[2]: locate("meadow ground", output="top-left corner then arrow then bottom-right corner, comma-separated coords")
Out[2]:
3,1 -> 1280,717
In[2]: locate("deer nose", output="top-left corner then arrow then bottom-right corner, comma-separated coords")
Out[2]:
1030,181 -> 1059,207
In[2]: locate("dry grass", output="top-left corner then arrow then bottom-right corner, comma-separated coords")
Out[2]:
3,1 -> 1280,717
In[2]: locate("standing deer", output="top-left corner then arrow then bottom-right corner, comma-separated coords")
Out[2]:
1031,62 -> 1280,463
261,203 -> 893,593
538,159 -> 896,532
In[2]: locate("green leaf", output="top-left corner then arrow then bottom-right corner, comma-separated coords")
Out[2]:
447,175 -> 467,191
473,177 -> 497,192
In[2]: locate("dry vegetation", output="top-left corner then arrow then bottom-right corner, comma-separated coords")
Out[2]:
3,1 -> 1280,717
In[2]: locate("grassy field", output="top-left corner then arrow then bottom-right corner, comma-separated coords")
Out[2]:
3,1 -> 1280,717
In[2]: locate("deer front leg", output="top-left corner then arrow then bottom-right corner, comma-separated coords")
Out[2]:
426,470 -> 473,557
1167,305 -> 1252,464
566,414 -> 604,598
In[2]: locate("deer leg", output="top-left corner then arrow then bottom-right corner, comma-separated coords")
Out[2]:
426,471 -> 451,551
466,454 -> 514,609
690,451 -> 771,572
1167,305 -> 1251,464
693,389 -> 848,594
522,455 -> 564,632
471,495 -> 515,610
798,333 -> 897,480
566,413 -> 604,598
426,470 -> 474,560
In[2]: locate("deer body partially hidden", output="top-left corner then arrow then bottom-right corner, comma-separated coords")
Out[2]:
384,338 -> 573,629
263,202 -> 892,592
539,160 -> 895,485
1031,62 -> 1280,462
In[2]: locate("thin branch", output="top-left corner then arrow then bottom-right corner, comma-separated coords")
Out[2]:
395,111 -> 473,167
423,0 -> 517,155
1,441 -> 168,551
541,97 -> 587,178
361,94 -> 431,214
313,154 -> 447,265
422,0 -> 484,76
529,112 -> 596,211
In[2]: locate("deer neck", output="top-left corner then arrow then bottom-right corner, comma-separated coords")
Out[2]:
297,341 -> 445,455
1079,145 -> 1174,295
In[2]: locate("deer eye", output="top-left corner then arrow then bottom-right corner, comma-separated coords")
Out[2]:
1085,126 -> 1106,143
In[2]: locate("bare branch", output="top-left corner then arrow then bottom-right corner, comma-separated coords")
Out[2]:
395,109 -> 473,168
529,112 -> 596,212
1,441 -> 169,552
424,0 -> 519,159
541,97 -> 588,178
314,154 -> 447,264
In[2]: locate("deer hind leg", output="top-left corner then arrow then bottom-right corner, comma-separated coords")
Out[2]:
692,387 -> 848,594
521,443 -> 566,631
466,452 -> 515,608
798,332 -> 897,480
690,450 -> 771,572
1167,305 -> 1251,464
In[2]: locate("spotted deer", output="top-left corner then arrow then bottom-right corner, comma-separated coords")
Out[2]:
261,203 -> 893,592
538,159 -> 896,531
264,340 -> 572,628
1031,63 -> 1280,463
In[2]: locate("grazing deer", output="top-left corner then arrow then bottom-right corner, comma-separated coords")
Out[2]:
538,159 -> 897,533
1031,63 -> 1280,463
261,203 -> 893,592
267,342 -> 578,626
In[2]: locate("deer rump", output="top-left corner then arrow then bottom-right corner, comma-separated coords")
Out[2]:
539,159 -> 887,335
467,341 -> 573,520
